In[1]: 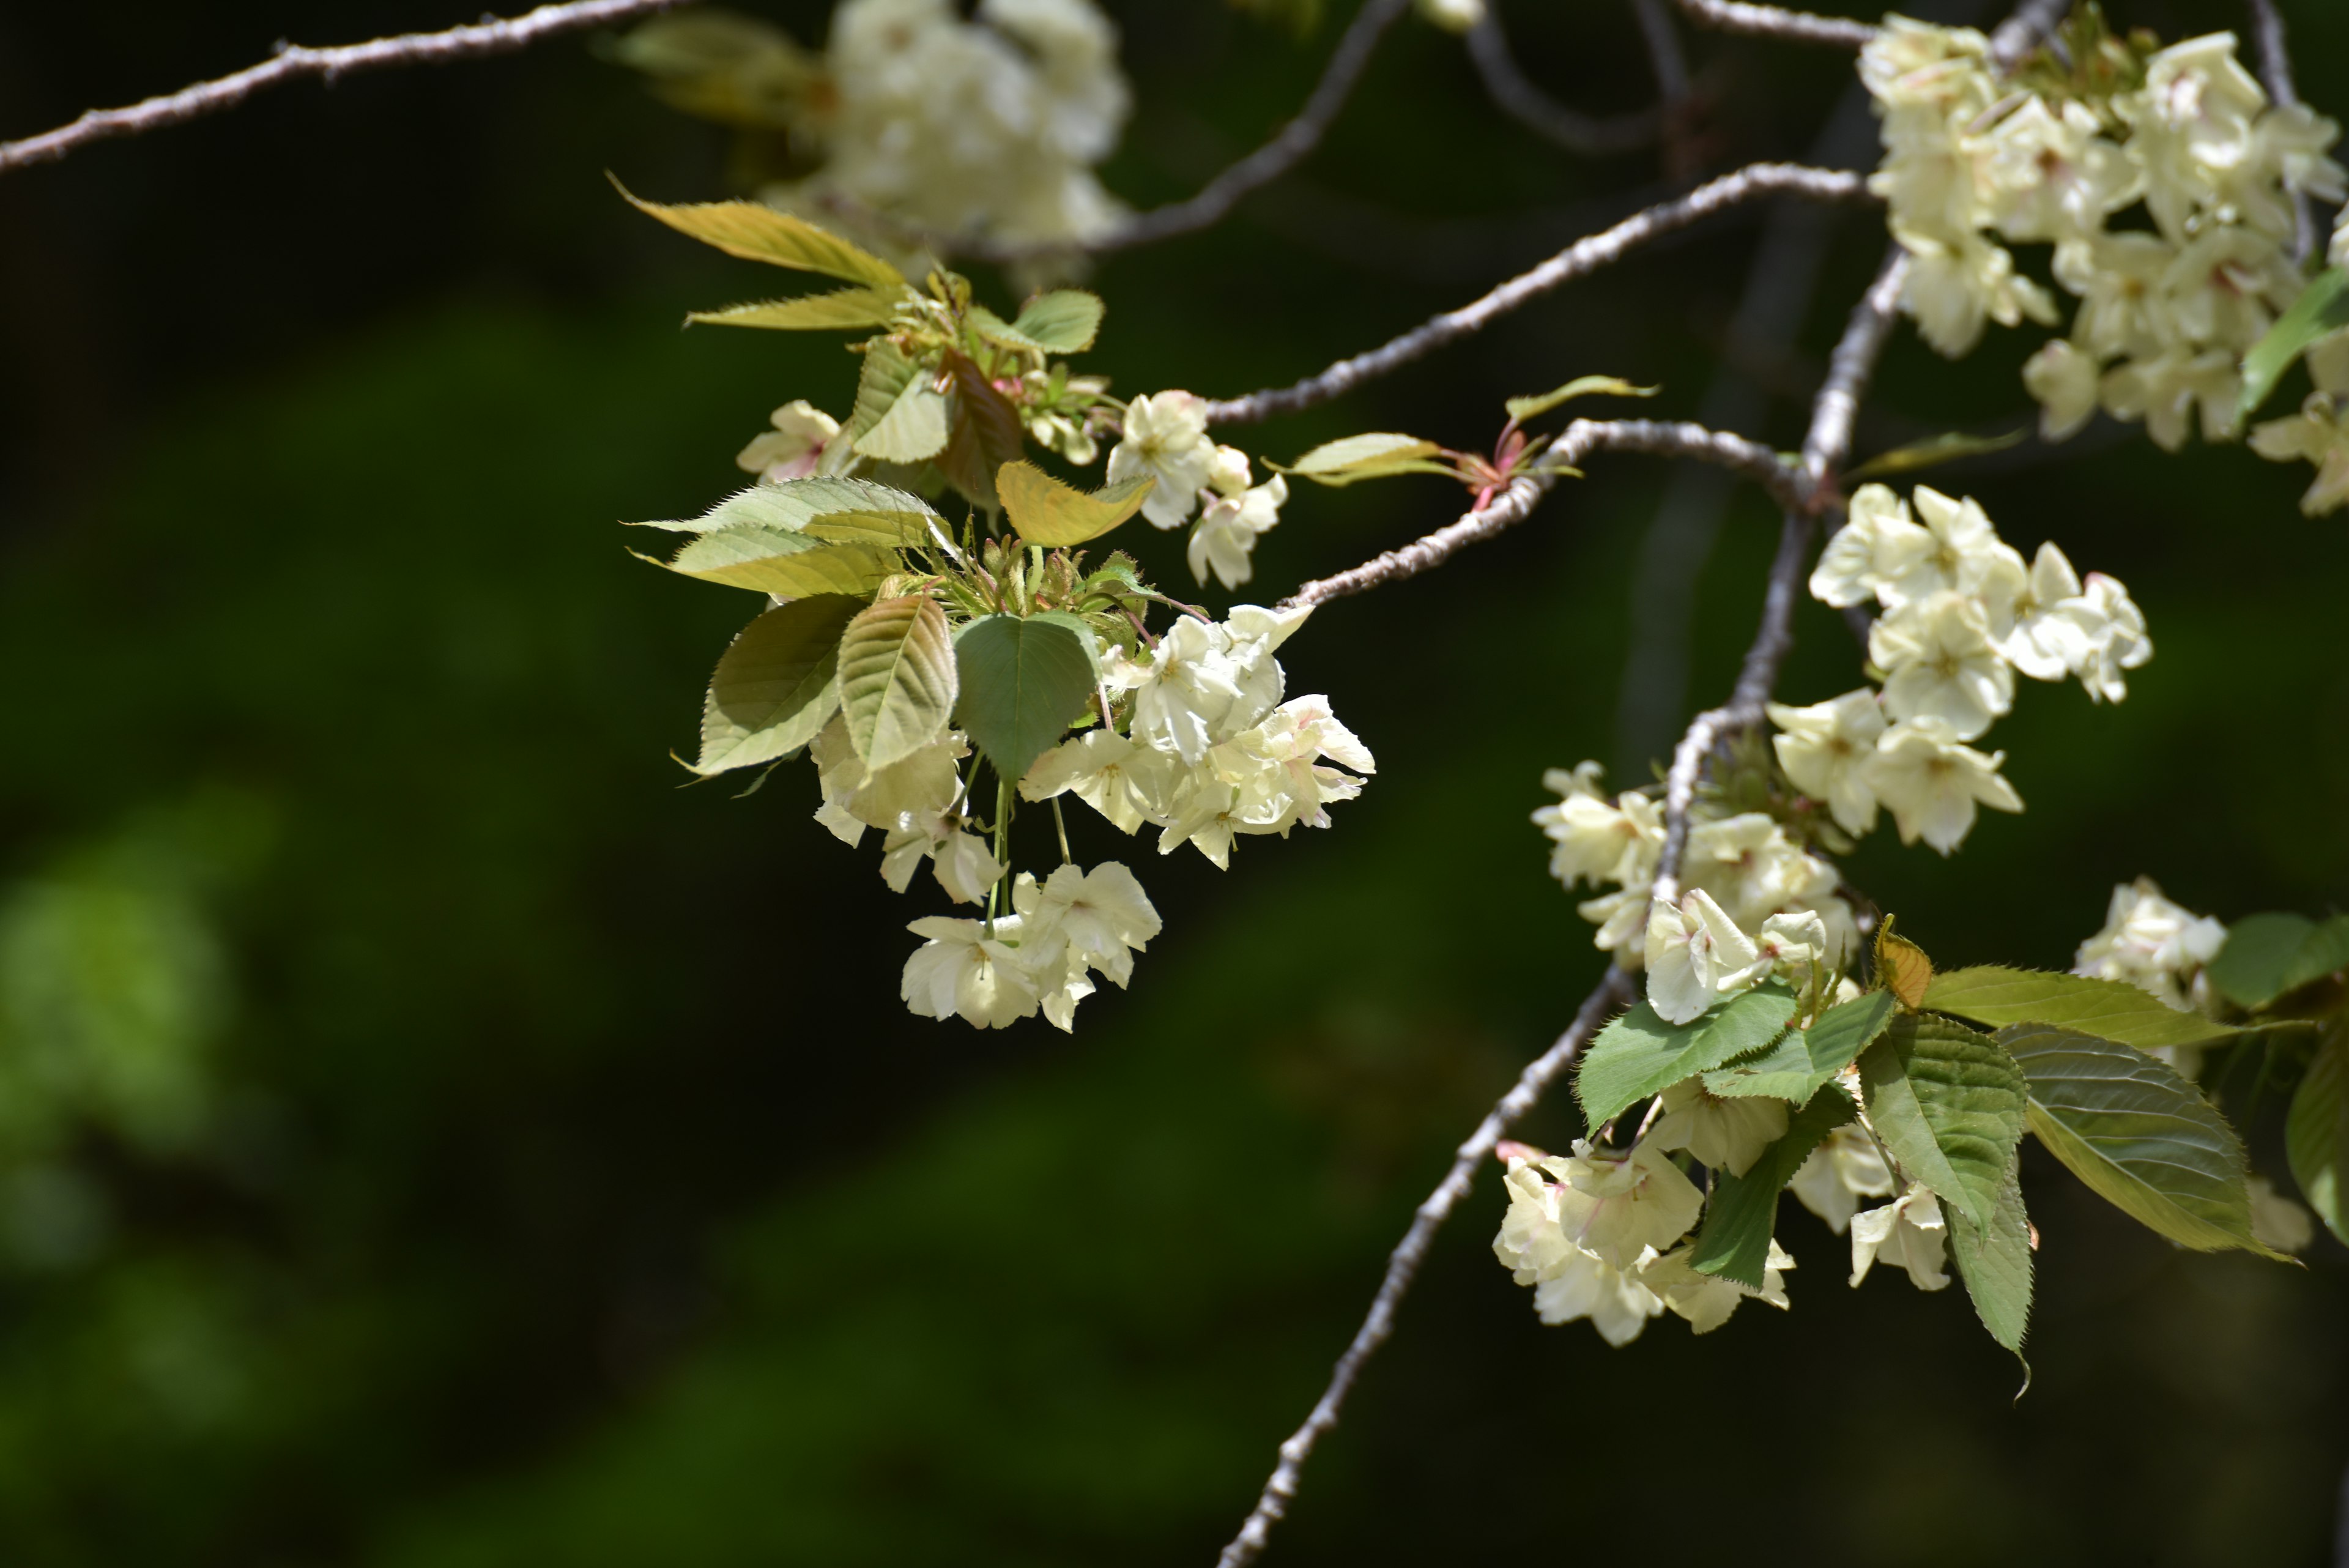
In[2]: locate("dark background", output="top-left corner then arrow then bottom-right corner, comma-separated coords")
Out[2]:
0,0 -> 2343,1562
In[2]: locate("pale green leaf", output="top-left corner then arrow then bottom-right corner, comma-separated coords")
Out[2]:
952,612 -> 1099,786
1574,985 -> 1798,1134
1924,965 -> 2236,1052
1843,428 -> 2027,482
1948,1156 -> 2033,1367
2287,1030 -> 2348,1246
1504,376 -> 1659,423
1858,1014 -> 2027,1230
631,478 -> 937,538
2209,912 -> 2319,1009
616,180 -> 906,288
855,375 -> 951,464
1275,433 -> 1453,488
837,595 -> 957,771
2240,267 -> 2349,422
687,285 -> 910,330
996,461 -> 1154,546
665,529 -> 899,598
1689,1085 -> 1853,1289
843,342 -> 923,455
694,595 -> 861,775
1011,289 -> 1105,353
1703,989 -> 1896,1102
965,304 -> 1048,354
1998,1022 -> 2281,1257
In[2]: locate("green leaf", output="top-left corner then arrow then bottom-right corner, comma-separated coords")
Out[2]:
951,612 -> 1100,786
1858,1014 -> 2027,1230
2209,912 -> 2319,1009
1690,1085 -> 1854,1289
1998,1022 -> 2280,1257
1274,433 -> 1455,488
837,595 -> 957,771
1503,375 -> 1659,422
663,529 -> 899,598
1924,965 -> 2236,1053
855,373 -> 951,465
686,285 -> 909,330
996,461 -> 1154,547
1011,289 -> 1105,353
936,354 -> 1026,513
2280,914 -> 2349,998
1843,427 -> 2027,482
1947,1156 -> 2033,1366
2240,267 -> 2349,422
1574,985 -> 1799,1134
843,342 -> 923,455
616,180 -> 906,288
1703,989 -> 1897,1103
2287,1031 -> 2348,1246
694,595 -> 862,775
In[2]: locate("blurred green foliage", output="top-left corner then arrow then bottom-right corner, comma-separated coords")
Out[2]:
0,1 -> 2343,1564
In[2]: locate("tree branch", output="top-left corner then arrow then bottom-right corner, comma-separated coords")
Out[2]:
1212,967 -> 1636,1568
0,0 -> 685,176
1279,417 -> 1807,611
1202,163 -> 1877,426
1669,0 -> 1877,50
1465,14 -> 1661,157
2245,0 -> 2317,262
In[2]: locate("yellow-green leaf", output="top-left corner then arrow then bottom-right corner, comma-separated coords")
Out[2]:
1504,376 -> 1659,423
1844,428 -> 2027,482
1275,433 -> 1453,488
1876,919 -> 1934,1010
1924,966 -> 2238,1053
996,461 -> 1154,546
855,377 -> 950,464
615,180 -> 905,288
1010,289 -> 1104,353
837,595 -> 957,771
694,595 -> 862,775
2241,267 -> 2349,422
665,529 -> 899,598
687,286 -> 910,331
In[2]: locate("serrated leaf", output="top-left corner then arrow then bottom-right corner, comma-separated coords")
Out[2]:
1574,985 -> 1799,1134
2287,1030 -> 2348,1246
1924,965 -> 2236,1053
952,612 -> 1099,786
1948,1155 -> 2033,1367
1690,1085 -> 1854,1288
837,595 -> 957,771
1876,920 -> 1934,1009
2240,267 -> 2349,422
2209,912 -> 2319,1009
842,342 -> 922,456
1504,375 -> 1659,423
1858,1014 -> 2027,1230
997,461 -> 1154,547
1998,1022 -> 2280,1257
631,485 -> 814,535
1011,289 -> 1104,353
665,529 -> 899,598
855,373 -> 950,464
937,354 -> 1026,513
617,181 -> 905,288
1275,433 -> 1454,488
687,285 -> 910,330
694,595 -> 862,775
1704,989 -> 1896,1102
1844,427 -> 2027,482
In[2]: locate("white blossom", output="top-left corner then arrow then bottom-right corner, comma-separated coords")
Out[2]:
900,912 -> 1044,1028
1644,888 -> 1767,1027
1870,590 -> 2014,740
736,399 -> 840,481
1187,472 -> 1286,590
1641,1240 -> 1794,1333
1768,689 -> 1887,835
1849,1184 -> 1950,1291
1809,485 -> 1929,609
1789,1124 -> 1896,1235
1862,716 -> 2024,854
2022,339 -> 2099,442
1106,392 -> 1216,529
2251,393 -> 2349,516
1983,541 -> 2090,682
1013,861 -> 1160,986
2249,1176 -> 2315,1255
1549,1139 -> 1705,1269
1021,729 -> 1178,833
2073,875 -> 2227,1014
2058,571 -> 2152,703
1649,1079 -> 1790,1178
1492,1153 -> 1666,1344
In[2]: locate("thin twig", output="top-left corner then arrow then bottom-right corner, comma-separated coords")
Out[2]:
1204,163 -> 1877,426
1465,14 -> 1661,157
1986,0 -> 2070,69
0,0 -> 685,176
1280,417 -> 1806,610
1802,246 -> 1910,488
1670,0 -> 1877,50
1212,968 -> 1635,1568
1633,0 -> 1694,111
2245,0 -> 2317,264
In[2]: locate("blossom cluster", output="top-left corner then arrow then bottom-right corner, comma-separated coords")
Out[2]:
1861,18 -> 2344,451
2249,328 -> 2349,516
1104,392 -> 1291,590
1022,603 -> 1375,869
1781,481 -> 2148,853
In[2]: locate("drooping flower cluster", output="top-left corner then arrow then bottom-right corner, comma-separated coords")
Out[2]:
2073,874 -> 2228,1013
620,0 -> 1132,256
1861,17 -> 2343,451
1778,482 -> 2148,853
1105,392 -> 1290,590
1022,603 -> 1374,871
902,861 -> 1162,1030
